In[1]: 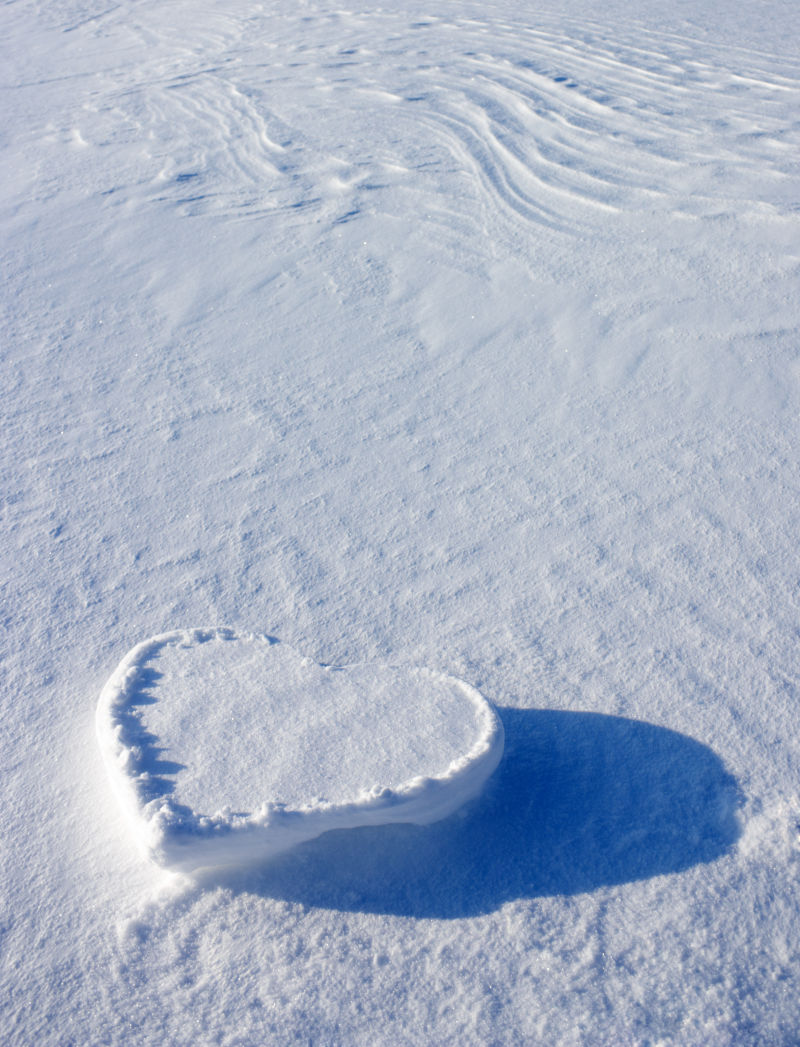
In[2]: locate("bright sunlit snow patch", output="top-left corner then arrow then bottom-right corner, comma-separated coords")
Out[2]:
96,629 -> 504,874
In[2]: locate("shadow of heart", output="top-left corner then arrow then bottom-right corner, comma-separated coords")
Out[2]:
210,707 -> 743,918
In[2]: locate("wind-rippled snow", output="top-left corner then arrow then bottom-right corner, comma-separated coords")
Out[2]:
2,0 -> 800,1043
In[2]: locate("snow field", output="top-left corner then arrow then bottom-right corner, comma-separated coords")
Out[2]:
2,0 -> 800,1043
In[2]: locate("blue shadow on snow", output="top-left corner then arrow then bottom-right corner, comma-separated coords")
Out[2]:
216,707 -> 742,917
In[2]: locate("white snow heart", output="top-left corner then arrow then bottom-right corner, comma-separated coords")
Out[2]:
96,629 -> 504,874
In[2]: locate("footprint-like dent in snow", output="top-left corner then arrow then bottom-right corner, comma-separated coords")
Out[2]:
96,629 -> 504,875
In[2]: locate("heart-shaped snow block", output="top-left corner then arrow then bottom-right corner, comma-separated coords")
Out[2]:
96,629 -> 504,874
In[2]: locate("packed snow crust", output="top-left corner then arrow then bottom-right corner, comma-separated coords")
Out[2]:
97,629 -> 504,872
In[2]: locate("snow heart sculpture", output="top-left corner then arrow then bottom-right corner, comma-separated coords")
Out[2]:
96,629 -> 504,874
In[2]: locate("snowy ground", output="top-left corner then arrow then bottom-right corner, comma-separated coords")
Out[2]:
2,0 -> 800,1043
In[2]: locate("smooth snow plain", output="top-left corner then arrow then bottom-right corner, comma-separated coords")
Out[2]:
2,0 -> 800,1043
96,628 -> 504,873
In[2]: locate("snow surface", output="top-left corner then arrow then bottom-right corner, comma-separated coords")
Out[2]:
3,0 -> 800,1043
96,628 -> 504,872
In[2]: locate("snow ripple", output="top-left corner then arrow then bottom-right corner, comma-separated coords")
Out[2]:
62,5 -> 798,238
